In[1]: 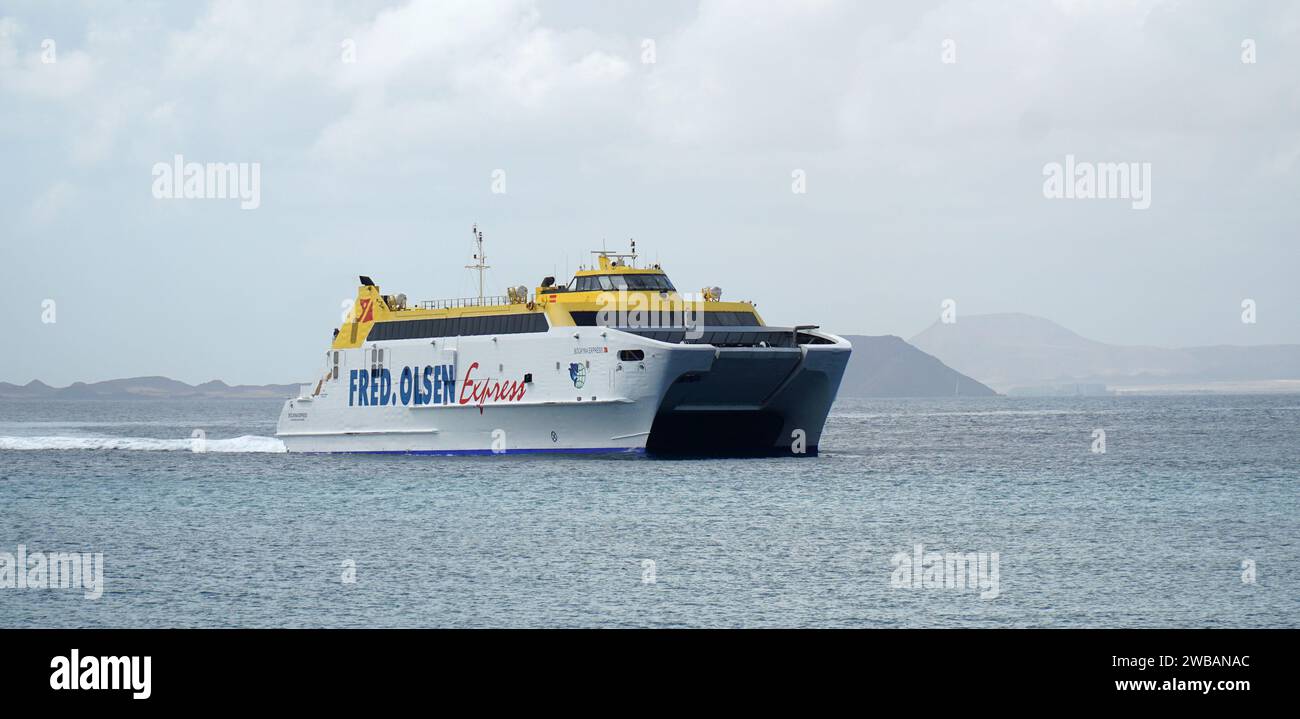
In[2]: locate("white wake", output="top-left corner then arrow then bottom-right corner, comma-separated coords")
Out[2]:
0,435 -> 287,453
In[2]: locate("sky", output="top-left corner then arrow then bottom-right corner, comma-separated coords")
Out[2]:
2,0 -> 1297,386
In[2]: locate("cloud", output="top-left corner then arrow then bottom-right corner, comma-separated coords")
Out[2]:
311,1 -> 633,162
29,181 -> 76,226
9,0 -> 1296,178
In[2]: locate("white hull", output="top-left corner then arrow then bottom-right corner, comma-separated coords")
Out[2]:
276,327 -> 850,455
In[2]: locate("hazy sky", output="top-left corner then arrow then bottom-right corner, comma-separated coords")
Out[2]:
2,0 -> 1298,386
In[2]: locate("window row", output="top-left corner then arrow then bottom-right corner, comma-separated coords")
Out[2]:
569,310 -> 760,328
630,329 -> 795,348
367,312 -> 549,341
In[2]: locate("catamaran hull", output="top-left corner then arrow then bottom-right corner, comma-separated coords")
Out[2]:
275,328 -> 850,455
646,342 -> 851,455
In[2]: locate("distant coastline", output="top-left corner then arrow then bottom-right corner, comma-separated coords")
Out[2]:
10,316 -> 1300,401
0,377 -> 299,400
911,313 -> 1300,394
3,335 -> 996,401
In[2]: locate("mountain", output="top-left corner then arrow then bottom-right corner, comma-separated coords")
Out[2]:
0,376 -> 300,400
910,313 -> 1300,393
837,335 -> 997,397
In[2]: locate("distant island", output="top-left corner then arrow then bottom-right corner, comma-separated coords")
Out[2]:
836,335 -> 996,397
911,313 -> 1300,394
0,377 -> 300,400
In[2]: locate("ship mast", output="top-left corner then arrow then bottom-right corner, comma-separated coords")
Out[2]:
466,224 -> 490,303
589,239 -> 638,269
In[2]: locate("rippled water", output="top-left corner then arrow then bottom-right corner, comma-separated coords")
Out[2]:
0,396 -> 1296,627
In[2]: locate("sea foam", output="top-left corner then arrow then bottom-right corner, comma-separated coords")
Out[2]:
0,435 -> 286,453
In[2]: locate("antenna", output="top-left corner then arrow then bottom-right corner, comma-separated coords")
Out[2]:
588,239 -> 639,267
467,224 -> 490,303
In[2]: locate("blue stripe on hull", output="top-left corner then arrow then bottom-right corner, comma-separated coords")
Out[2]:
298,446 -> 645,456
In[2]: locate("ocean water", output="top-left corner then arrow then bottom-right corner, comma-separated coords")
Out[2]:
0,395 -> 1295,628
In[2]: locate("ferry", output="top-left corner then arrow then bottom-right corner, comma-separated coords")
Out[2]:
275,228 -> 851,455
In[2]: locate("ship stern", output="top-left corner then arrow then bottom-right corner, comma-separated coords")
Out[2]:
644,331 -> 851,456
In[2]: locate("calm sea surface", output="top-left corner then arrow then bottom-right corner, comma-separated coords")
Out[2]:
1,395 -> 1296,627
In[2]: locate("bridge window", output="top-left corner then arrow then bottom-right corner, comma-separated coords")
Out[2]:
626,274 -> 675,291
573,274 -> 675,292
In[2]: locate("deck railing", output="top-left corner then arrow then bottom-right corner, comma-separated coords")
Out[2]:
418,295 -> 514,310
